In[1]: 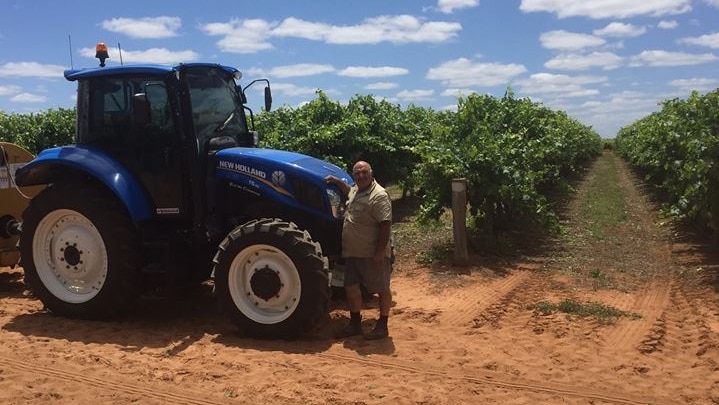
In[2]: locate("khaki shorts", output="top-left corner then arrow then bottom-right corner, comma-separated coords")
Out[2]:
343,257 -> 392,293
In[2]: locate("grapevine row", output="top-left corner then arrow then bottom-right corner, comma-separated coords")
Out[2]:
258,90 -> 602,240
2,91 -> 602,245
615,89 -> 719,235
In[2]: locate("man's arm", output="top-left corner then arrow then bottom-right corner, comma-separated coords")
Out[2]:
373,220 -> 392,264
325,175 -> 351,197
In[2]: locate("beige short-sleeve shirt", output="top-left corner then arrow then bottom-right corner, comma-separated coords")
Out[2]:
341,180 -> 392,258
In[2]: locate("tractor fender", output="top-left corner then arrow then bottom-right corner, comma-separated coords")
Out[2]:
14,145 -> 153,222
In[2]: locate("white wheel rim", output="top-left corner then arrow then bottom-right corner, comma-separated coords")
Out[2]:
32,209 -> 108,303
228,244 -> 301,324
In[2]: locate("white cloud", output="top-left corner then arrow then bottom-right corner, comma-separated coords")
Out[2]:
101,17 -> 181,39
201,19 -> 275,53
0,85 -> 22,96
657,20 -> 678,29
629,50 -> 718,66
705,0 -> 719,8
338,66 -> 409,78
270,83 -> 322,97
265,64 -> 335,78
540,30 -> 605,51
276,15 -> 461,44
441,88 -> 475,97
364,82 -> 399,90
678,32 -> 719,49
669,77 -> 719,92
544,90 -> 663,137
11,93 -> 47,103
520,0 -> 692,19
79,47 -> 198,64
593,22 -> 647,38
587,91 -> 659,113
0,62 -> 66,77
269,18 -> 330,41
244,67 -> 265,77
427,58 -> 527,87
438,0 -> 479,14
396,89 -> 434,101
251,65 -> 408,80
545,52 -> 623,71
203,15 -> 462,53
517,73 -> 606,98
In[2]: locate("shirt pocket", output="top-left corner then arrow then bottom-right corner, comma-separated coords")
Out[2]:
349,201 -> 369,215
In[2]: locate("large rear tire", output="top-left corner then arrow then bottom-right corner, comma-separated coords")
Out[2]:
20,182 -> 141,318
213,218 -> 329,339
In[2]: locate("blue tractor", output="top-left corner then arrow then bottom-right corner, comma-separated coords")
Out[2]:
14,59 -> 352,339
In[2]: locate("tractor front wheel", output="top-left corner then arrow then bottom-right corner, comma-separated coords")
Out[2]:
213,218 -> 328,339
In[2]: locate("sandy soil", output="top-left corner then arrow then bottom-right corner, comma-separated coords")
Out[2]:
1,153 -> 718,404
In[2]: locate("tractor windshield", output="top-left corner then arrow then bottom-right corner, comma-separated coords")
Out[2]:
185,67 -> 248,143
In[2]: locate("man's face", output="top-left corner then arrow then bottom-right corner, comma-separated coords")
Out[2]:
352,163 -> 373,190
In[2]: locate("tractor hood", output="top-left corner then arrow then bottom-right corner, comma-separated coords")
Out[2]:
214,148 -> 351,186
213,148 -> 352,217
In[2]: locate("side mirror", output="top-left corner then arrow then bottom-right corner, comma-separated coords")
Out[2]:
264,86 -> 272,112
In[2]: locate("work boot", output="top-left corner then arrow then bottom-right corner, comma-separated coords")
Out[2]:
335,322 -> 363,339
364,323 -> 389,340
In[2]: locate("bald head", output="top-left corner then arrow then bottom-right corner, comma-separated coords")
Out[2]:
353,161 -> 372,173
352,160 -> 374,191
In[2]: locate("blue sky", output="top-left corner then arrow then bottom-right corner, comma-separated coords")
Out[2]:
1,0 -> 718,138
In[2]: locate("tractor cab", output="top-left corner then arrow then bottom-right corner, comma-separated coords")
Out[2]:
64,63 -> 271,221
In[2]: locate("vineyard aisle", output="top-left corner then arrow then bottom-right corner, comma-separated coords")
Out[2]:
0,151 -> 718,404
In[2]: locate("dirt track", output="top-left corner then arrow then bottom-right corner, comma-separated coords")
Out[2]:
1,152 -> 718,404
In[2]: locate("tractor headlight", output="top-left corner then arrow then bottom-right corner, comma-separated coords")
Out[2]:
327,188 -> 344,218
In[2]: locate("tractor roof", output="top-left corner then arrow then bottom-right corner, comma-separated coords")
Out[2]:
63,63 -> 239,81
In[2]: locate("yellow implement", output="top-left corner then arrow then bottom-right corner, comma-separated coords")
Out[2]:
0,142 -> 43,267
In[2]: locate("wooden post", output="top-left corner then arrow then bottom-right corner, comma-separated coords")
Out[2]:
452,178 -> 469,266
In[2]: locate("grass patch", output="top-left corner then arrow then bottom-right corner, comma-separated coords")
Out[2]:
393,217 -> 453,265
549,152 -> 640,290
588,268 -> 611,289
530,299 -> 640,324
579,153 -> 628,239
388,191 -> 456,266
415,240 -> 452,265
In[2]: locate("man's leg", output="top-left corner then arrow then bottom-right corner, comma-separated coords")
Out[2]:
336,260 -> 365,338
365,259 -> 392,340
345,283 -> 363,314
379,289 -> 392,317
336,284 -> 364,337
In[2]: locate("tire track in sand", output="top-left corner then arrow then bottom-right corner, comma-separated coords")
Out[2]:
642,285 -> 715,358
440,270 -> 532,327
0,355 -> 227,405
319,351 -> 665,405
604,281 -> 672,350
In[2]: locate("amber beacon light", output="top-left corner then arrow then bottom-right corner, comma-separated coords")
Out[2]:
95,42 -> 109,67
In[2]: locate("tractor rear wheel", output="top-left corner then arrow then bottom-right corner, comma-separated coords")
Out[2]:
20,182 -> 141,318
213,218 -> 329,339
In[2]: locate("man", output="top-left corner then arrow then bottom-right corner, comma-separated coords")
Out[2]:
326,161 -> 393,340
